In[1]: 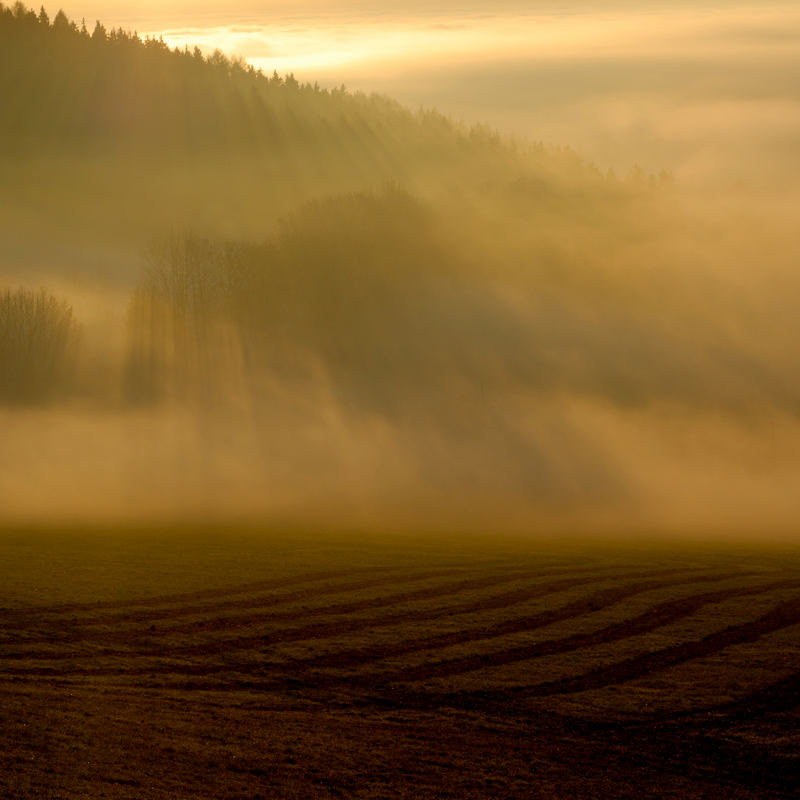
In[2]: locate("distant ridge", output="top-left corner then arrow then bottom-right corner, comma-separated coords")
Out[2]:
0,2 -> 610,253
0,2 -> 515,165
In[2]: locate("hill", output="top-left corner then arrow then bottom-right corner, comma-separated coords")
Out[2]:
0,2 -> 602,252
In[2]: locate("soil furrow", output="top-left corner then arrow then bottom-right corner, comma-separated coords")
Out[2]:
0,567 -> 468,645
658,669 -> 800,727
426,592 -> 800,708
294,570 -> 751,673
133,579 -> 800,697
363,577 -> 800,686
0,565 -> 404,617
0,569 -> 688,672
24,564 -> 611,638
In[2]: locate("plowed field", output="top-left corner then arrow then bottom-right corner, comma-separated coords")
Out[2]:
1,530 -> 798,798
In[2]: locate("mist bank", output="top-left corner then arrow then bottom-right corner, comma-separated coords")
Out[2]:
3,400 -> 800,537
3,183 -> 799,534
1,5 -> 799,535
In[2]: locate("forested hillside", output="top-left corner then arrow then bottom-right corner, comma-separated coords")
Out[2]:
1,1 -> 591,249
0,2 -> 462,158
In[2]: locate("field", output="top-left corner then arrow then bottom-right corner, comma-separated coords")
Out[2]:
1,529 -> 799,798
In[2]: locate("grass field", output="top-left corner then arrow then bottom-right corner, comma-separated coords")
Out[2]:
1,529 -> 799,798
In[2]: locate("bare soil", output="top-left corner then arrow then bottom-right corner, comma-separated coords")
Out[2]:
1,529 -> 798,798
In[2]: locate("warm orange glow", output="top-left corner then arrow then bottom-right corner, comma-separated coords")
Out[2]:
2,2 -> 799,531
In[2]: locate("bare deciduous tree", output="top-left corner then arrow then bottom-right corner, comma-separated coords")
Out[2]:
0,286 -> 81,404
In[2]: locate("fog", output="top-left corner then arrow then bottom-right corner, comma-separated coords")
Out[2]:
1,4 -> 799,535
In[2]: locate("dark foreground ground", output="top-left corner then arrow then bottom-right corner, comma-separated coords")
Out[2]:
1,528 -> 798,798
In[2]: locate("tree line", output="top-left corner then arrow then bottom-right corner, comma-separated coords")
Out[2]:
0,2 -> 490,163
